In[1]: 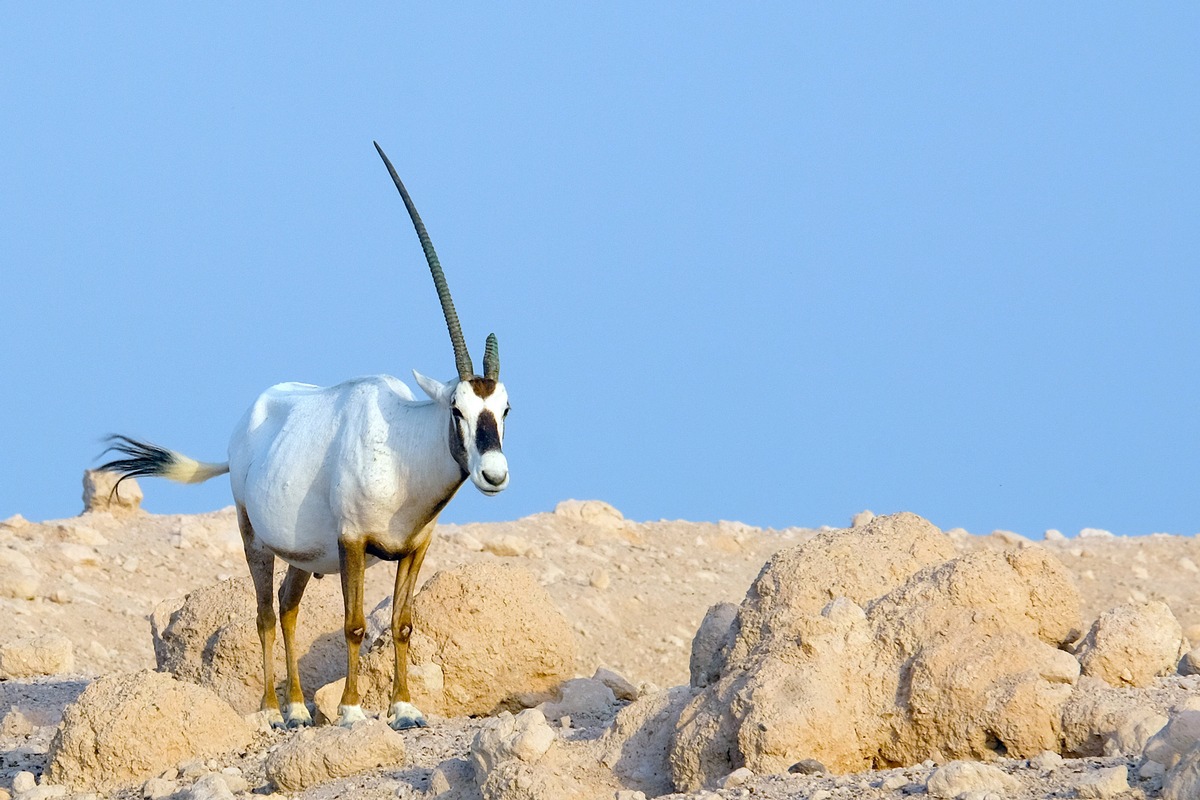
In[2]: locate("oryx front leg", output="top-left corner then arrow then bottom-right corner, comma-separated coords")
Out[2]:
388,540 -> 430,730
278,565 -> 313,727
336,538 -> 369,726
239,506 -> 283,728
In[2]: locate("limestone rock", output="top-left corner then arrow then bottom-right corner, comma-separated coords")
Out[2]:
0,513 -> 29,530
553,500 -> 625,527
1164,742 -> 1200,800
476,760 -> 585,800
0,633 -> 74,678
81,470 -> 142,514
669,513 -> 1084,788
593,667 -> 638,702
1030,750 -> 1064,771
1076,765 -> 1131,799
925,760 -> 1022,799
869,546 -> 1083,650
600,686 -> 697,798
468,709 -> 600,800
1142,700 -> 1200,773
1180,646 -> 1200,676
724,511 -> 956,667
346,563 -> 577,718
142,777 -> 177,800
850,509 -> 875,527
427,758 -> 473,798
1062,677 -> 1170,756
1079,528 -> 1115,539
890,628 -> 1078,763
1,709 -> 36,737
179,774 -> 235,800
689,602 -> 736,688
265,720 -> 406,792
538,678 -> 616,728
672,597 -> 882,787
45,671 -> 253,792
472,709 -> 556,781
0,548 -> 39,600
1077,601 -> 1187,687
152,575 -> 345,713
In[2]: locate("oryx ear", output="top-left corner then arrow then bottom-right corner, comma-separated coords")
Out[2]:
413,370 -> 450,403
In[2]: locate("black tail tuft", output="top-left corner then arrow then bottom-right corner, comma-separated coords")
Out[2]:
97,435 -> 176,498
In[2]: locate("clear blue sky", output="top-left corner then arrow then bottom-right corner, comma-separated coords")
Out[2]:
3,6 -> 1198,537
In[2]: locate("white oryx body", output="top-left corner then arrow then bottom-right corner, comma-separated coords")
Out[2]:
229,374 -> 505,576
100,142 -> 511,731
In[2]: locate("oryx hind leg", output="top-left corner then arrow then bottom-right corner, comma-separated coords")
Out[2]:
238,505 -> 283,728
278,565 -> 313,727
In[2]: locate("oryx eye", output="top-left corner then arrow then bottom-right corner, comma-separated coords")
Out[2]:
451,407 -> 464,420
503,406 -> 511,418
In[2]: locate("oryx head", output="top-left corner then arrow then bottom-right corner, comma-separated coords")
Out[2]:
376,142 -> 510,496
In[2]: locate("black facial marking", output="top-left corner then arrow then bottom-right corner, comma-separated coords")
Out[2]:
475,410 -> 502,454
448,413 -> 469,477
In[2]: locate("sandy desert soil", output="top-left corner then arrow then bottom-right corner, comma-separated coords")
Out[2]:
2,497 -> 1200,799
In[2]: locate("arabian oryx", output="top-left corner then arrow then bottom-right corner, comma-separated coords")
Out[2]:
100,143 -> 510,730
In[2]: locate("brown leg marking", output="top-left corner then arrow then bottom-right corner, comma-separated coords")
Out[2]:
391,538 -> 430,709
337,537 -> 367,717
238,505 -> 280,721
278,564 -> 312,725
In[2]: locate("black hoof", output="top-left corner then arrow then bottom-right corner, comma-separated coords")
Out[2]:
389,716 -> 428,731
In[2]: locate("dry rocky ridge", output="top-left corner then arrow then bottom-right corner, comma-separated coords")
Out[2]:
3,481 -> 1200,799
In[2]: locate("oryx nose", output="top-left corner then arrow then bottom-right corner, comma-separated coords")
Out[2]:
482,466 -> 508,486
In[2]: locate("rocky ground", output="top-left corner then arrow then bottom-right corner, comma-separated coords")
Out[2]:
3,481 -> 1200,800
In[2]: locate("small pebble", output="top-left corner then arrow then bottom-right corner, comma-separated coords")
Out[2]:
13,772 -> 37,794
1029,750 -> 1063,771
1,709 -> 36,737
719,767 -> 753,789
851,510 -> 875,527
1076,765 -> 1129,799
186,774 -> 236,800
142,777 -> 176,800
593,666 -> 639,701
426,768 -> 452,797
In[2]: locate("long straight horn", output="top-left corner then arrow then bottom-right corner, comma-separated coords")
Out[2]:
374,141 -> 474,381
